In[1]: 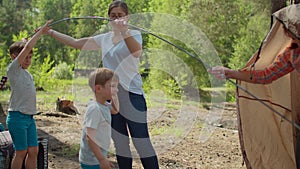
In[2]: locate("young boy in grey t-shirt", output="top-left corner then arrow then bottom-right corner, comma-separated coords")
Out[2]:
79,68 -> 119,169
6,20 -> 51,169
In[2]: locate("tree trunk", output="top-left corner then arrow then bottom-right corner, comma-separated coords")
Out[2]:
271,0 -> 286,13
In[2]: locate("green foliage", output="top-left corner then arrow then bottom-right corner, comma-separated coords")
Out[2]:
62,144 -> 80,157
52,62 -> 74,80
145,67 -> 179,98
149,0 -> 192,17
229,11 -> 269,69
162,78 -> 182,99
0,47 -> 9,76
71,0 -> 104,38
29,54 -> 55,90
1,30 -> 29,76
189,0 -> 243,66
225,82 -> 237,102
12,30 -> 29,42
0,0 -> 31,48
151,125 -> 183,137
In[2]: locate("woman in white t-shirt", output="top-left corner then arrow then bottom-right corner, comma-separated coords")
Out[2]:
48,1 -> 159,169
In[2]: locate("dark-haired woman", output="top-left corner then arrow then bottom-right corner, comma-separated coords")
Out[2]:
47,1 -> 159,169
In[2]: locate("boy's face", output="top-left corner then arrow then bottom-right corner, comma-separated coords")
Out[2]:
10,52 -> 33,69
21,53 -> 32,69
97,79 -> 119,100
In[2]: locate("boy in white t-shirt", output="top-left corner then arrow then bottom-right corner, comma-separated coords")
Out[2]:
79,68 -> 119,169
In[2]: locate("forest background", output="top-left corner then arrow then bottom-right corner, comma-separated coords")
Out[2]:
0,0 -> 295,101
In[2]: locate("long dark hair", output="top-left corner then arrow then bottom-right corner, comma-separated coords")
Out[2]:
108,1 -> 129,15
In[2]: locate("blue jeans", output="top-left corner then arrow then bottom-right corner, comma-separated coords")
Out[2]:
112,86 -> 159,169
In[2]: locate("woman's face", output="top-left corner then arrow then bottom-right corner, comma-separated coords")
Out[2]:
109,7 -> 128,31
109,7 -> 127,20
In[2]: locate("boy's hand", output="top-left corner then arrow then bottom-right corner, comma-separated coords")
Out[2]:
111,94 -> 119,115
99,158 -> 113,169
35,20 -> 53,35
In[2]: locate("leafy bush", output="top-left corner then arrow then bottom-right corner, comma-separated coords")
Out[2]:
225,81 -> 237,102
0,54 -> 10,76
29,54 -> 55,90
52,62 -> 73,80
229,10 -> 269,69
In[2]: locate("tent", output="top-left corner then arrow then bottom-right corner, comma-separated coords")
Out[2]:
236,4 -> 300,169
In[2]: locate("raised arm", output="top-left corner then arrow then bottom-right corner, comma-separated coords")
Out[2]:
16,20 -> 52,65
121,30 -> 142,58
48,29 -> 100,50
113,19 -> 142,58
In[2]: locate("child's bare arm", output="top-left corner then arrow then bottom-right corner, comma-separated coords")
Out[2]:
86,128 -> 112,169
16,20 -> 52,65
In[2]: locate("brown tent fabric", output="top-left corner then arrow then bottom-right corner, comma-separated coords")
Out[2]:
237,4 -> 300,169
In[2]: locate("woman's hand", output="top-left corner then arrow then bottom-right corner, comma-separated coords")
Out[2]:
207,66 -> 230,80
111,17 -> 129,34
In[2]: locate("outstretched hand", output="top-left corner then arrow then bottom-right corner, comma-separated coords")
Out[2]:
207,66 -> 230,80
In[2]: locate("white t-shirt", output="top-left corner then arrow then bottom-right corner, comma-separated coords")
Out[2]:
79,100 -> 111,165
93,30 -> 144,94
7,59 -> 36,115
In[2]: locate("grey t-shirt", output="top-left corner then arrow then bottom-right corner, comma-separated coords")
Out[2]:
7,59 -> 36,115
79,100 -> 111,165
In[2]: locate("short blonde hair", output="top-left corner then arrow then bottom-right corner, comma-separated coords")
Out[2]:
88,68 -> 118,91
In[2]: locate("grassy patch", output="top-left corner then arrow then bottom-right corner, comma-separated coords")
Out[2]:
151,125 -> 183,137
201,87 -> 226,92
62,143 -> 80,157
146,93 -> 183,110
0,90 -> 10,102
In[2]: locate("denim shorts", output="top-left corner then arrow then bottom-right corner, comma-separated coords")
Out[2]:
80,163 -> 100,169
6,111 -> 38,150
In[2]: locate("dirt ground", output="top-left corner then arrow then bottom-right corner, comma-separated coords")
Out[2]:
0,102 -> 247,169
